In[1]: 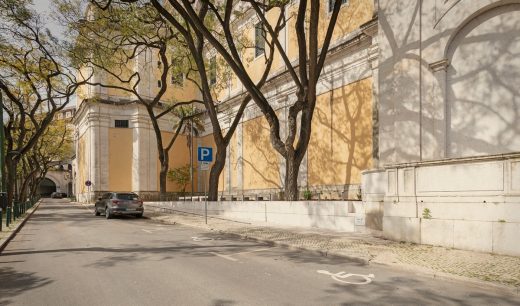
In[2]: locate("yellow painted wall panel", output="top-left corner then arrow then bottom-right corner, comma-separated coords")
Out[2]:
157,132 -> 192,192
108,128 -> 133,191
230,130 -> 240,190
242,116 -> 281,190
308,77 -> 373,186
287,0 -> 373,62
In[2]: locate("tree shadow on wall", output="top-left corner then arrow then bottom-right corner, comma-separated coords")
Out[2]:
308,80 -> 372,189
379,2 -> 520,162
242,118 -> 281,189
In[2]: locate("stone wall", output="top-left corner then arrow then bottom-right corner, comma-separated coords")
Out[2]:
362,154 -> 520,256
145,200 -> 375,233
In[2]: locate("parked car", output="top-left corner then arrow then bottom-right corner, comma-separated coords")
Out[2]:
51,192 -> 63,199
94,192 -> 144,219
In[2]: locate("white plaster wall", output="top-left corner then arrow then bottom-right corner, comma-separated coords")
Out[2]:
446,4 -> 520,157
378,0 -> 520,164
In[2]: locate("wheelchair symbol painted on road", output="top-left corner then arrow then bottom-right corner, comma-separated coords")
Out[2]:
317,270 -> 375,285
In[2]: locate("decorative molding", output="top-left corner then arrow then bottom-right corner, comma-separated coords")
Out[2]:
434,0 -> 462,28
429,59 -> 450,72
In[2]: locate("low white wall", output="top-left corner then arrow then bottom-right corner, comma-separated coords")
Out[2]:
144,200 -> 369,232
367,155 -> 520,256
361,169 -> 386,231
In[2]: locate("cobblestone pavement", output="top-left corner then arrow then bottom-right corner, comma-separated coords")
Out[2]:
142,208 -> 520,289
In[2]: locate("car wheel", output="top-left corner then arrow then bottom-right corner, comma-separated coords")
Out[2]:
94,207 -> 100,216
105,207 -> 112,219
135,213 -> 143,218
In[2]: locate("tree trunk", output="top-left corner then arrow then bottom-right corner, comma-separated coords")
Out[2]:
208,144 -> 226,201
18,170 -> 38,203
5,157 -> 17,207
284,154 -> 303,201
159,150 -> 168,200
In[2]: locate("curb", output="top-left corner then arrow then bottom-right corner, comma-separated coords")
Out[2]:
146,211 -> 519,295
218,231 -> 371,265
0,201 -> 41,254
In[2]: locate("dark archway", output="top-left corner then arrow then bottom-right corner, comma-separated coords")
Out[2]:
38,178 -> 57,197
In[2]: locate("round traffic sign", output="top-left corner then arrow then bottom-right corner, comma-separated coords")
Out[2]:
85,180 -> 92,187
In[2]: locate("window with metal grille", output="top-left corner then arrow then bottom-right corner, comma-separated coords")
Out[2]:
115,120 -> 129,128
255,22 -> 265,57
209,56 -> 216,85
171,73 -> 183,86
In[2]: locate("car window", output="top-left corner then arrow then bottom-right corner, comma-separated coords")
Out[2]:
116,193 -> 139,200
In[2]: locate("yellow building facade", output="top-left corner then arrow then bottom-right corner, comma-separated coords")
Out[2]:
73,0 -> 379,201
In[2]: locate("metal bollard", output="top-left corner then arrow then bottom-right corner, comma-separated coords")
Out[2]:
0,208 -> 2,231
6,207 -> 10,227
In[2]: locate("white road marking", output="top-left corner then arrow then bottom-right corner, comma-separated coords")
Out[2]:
141,227 -> 168,234
317,270 -> 375,285
231,248 -> 271,256
210,252 -> 238,262
192,237 -> 214,242
210,248 -> 270,262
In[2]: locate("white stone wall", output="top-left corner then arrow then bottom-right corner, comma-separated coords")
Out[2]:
145,200 -> 370,233
362,154 -> 520,256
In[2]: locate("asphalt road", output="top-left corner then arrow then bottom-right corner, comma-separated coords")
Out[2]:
0,199 -> 518,306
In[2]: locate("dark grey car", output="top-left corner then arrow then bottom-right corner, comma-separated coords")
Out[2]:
94,192 -> 144,219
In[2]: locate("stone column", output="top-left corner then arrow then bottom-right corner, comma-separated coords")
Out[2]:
425,59 -> 449,159
368,38 -> 380,168
97,111 -> 110,192
132,106 -> 156,193
236,122 -> 243,193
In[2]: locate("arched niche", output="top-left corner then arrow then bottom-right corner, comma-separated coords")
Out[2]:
445,4 -> 520,157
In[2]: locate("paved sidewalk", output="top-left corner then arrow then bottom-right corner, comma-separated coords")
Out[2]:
81,202 -> 520,290
0,202 -> 40,252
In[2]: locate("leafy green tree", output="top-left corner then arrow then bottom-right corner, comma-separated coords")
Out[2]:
0,0 -> 86,205
89,0 -> 344,200
59,1 -> 202,198
167,163 -> 194,196
19,116 -> 73,201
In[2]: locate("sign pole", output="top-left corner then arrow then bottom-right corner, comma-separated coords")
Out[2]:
197,146 -> 212,225
204,170 -> 207,224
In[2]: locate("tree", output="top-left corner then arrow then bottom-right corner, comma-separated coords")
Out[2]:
164,0 -> 345,200
167,163 -> 193,197
59,1 -> 202,198
0,0 -> 87,206
88,0 -> 282,201
18,117 -> 73,201
90,0 -> 344,200
174,105 -> 204,196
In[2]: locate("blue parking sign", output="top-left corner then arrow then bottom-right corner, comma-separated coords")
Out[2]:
198,147 -> 213,162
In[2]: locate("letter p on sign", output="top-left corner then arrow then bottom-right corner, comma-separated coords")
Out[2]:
198,147 -> 213,162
